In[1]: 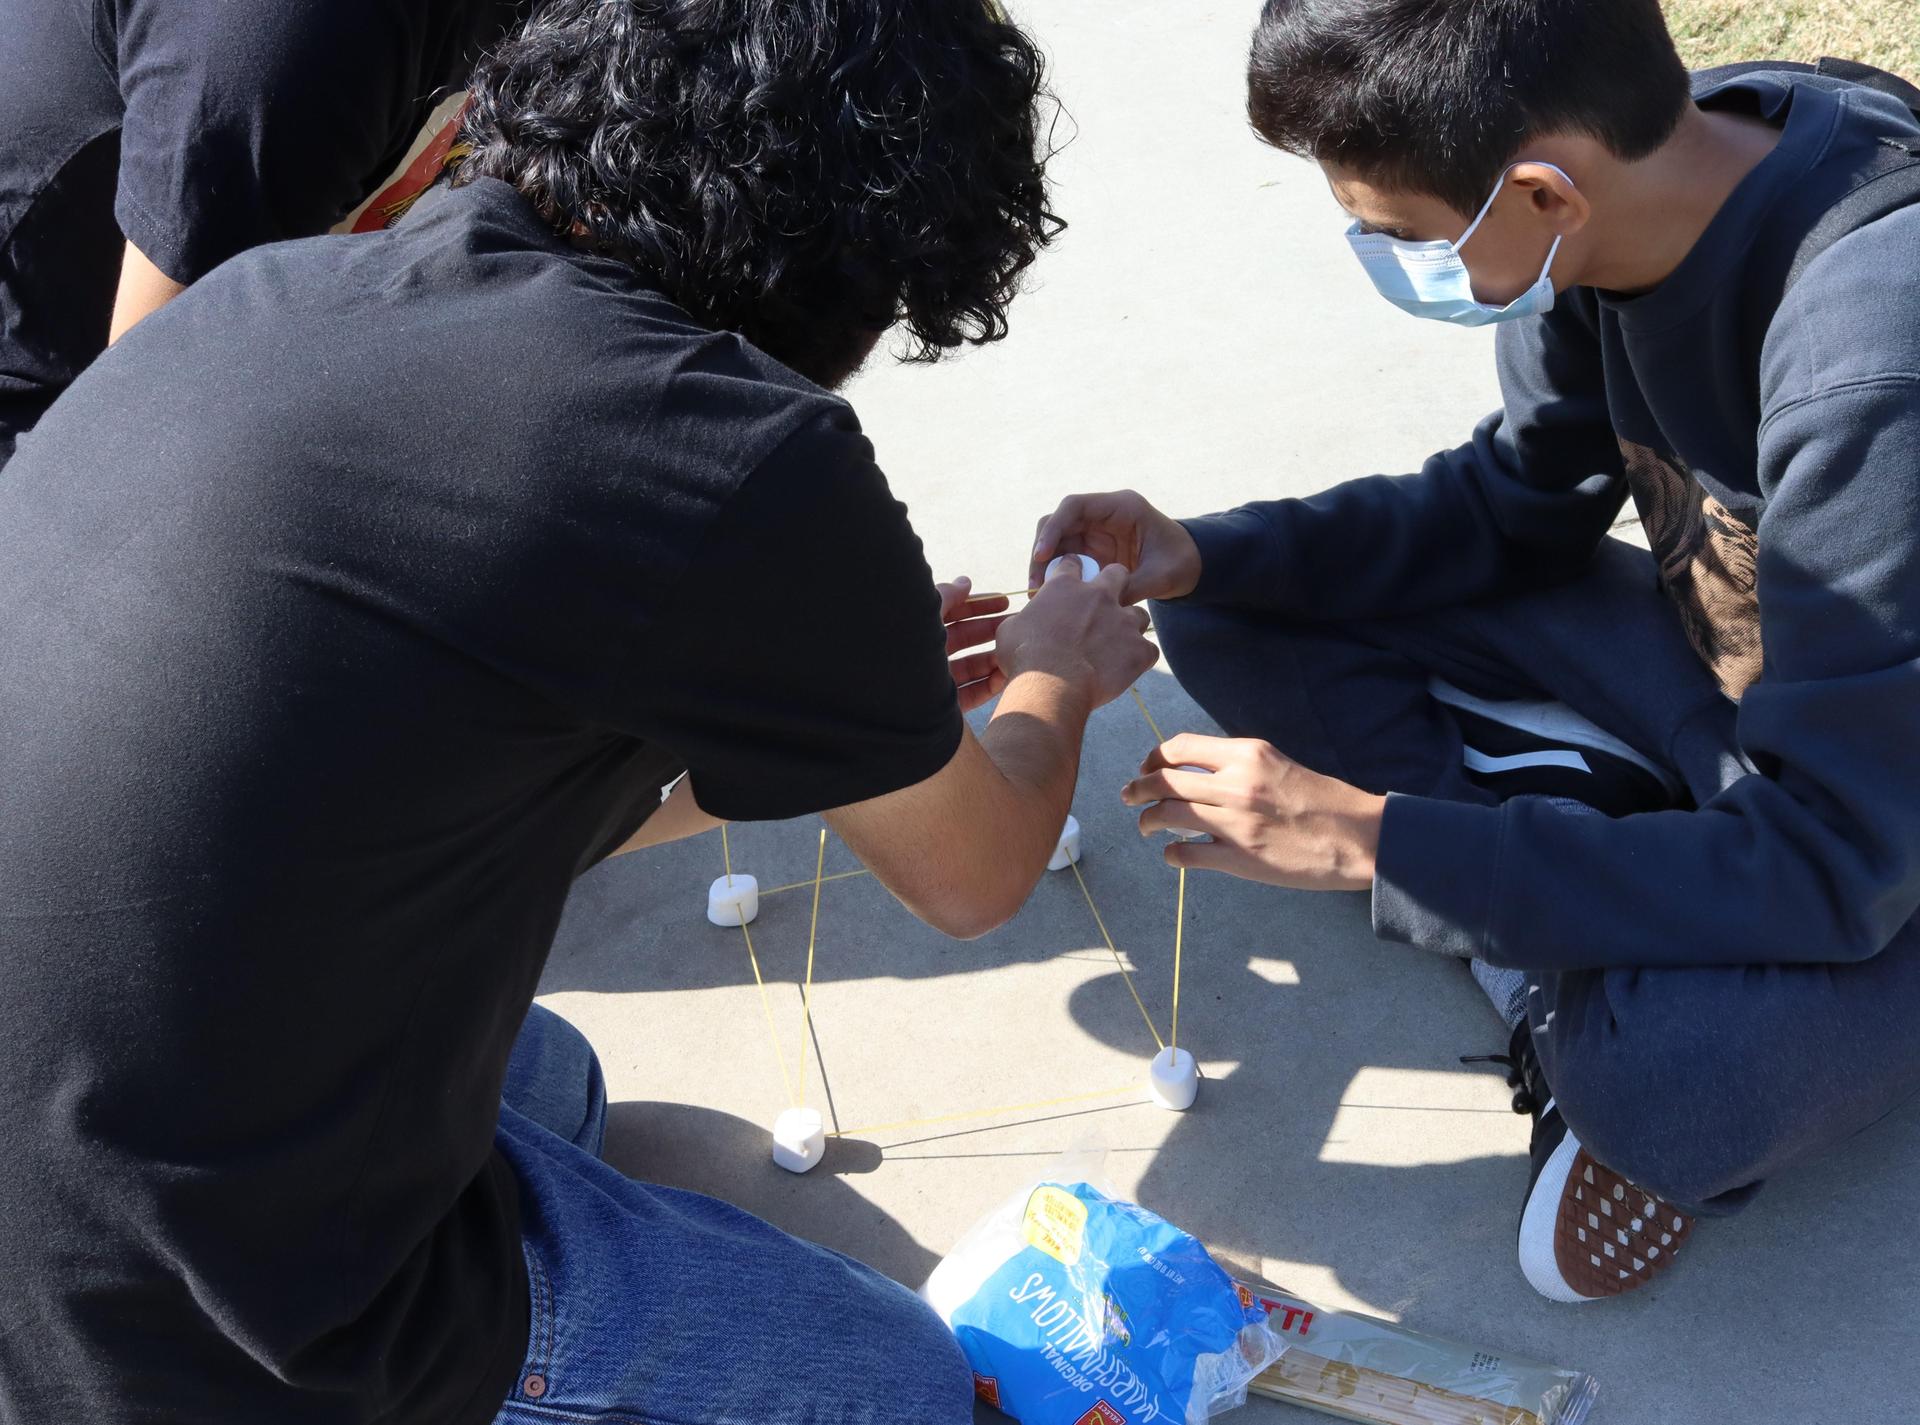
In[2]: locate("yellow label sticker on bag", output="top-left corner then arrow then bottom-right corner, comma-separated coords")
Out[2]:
1022,1186 -> 1087,1266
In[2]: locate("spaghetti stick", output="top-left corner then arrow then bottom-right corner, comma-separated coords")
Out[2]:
1129,683 -> 1167,743
954,586 -> 1043,602
1067,858 -> 1164,1050
1170,865 -> 1186,1051
829,1082 -> 1139,1140
736,914 -> 796,1107
760,866 -> 870,898
794,829 -> 827,1109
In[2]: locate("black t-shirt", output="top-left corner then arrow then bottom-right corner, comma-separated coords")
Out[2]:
0,178 -> 963,1423
0,0 -> 519,464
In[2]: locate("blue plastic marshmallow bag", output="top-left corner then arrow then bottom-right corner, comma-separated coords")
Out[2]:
922,1178 -> 1283,1425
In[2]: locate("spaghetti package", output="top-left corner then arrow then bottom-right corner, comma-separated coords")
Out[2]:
1238,1281 -> 1599,1425
922,1178 -> 1283,1425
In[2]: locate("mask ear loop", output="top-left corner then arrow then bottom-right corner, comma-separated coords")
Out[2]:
1455,161 -> 1576,254
1453,171 -> 1512,253
1537,234 -> 1565,279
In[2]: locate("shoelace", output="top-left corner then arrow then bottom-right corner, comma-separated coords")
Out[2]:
1459,1018 -> 1551,1117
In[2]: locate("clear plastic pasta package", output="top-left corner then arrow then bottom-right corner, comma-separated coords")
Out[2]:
1236,1280 -> 1599,1425
922,1166 -> 1284,1425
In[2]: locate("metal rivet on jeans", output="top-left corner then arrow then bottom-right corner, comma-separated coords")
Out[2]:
522,1374 -> 547,1399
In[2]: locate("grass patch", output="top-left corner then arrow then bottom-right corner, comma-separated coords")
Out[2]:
1663,0 -> 1920,78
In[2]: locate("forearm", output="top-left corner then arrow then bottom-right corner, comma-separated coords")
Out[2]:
826,564 -> 1151,939
825,669 -> 1094,940
108,241 -> 187,345
1374,770 -> 1920,971
1181,416 -> 1610,620
1182,295 -> 1625,620
976,667 -> 1095,863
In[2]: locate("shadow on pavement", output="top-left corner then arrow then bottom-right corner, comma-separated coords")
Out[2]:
600,1099 -> 941,1287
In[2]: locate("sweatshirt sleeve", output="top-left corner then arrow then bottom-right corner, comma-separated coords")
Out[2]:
1372,369 -> 1920,971
1179,288 -> 1630,618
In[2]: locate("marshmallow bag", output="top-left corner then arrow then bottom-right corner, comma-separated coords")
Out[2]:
923,1174 -> 1283,1425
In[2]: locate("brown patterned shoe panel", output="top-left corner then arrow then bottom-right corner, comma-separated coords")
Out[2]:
1554,1149 -> 1693,1298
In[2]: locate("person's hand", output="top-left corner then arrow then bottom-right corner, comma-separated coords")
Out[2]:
994,559 -> 1156,711
937,577 -> 1013,713
1121,733 -> 1386,891
1029,489 -> 1203,604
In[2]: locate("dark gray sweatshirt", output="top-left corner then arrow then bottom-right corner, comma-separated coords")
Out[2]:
1180,71 -> 1920,972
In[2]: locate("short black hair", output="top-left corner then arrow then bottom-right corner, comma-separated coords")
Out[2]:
1247,0 -> 1692,215
457,0 -> 1062,387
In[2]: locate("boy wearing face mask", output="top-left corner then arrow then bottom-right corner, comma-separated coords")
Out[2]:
1031,0 -> 1920,1304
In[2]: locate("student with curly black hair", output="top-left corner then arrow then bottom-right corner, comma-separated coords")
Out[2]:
454,0 -> 1059,387
0,2 -> 1155,1422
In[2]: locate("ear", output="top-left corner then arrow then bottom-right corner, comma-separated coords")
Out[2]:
1510,161 -> 1591,238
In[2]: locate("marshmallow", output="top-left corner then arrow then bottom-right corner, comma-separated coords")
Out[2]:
1147,1046 -> 1199,1111
1045,553 -> 1101,582
772,1106 -> 826,1173
1165,766 -> 1212,842
706,873 -> 760,927
1047,813 -> 1082,871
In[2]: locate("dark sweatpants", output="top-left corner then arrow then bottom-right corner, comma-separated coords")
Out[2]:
1153,539 -> 1920,1211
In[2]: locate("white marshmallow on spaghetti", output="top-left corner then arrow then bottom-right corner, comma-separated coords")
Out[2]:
1048,813 -> 1083,871
772,1106 -> 826,1173
1045,553 -> 1101,582
1162,765 -> 1212,841
1148,1046 -> 1199,1111
706,874 -> 760,926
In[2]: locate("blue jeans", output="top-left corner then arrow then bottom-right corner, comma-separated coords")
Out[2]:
491,1004 -> 973,1423
1153,539 -> 1920,1212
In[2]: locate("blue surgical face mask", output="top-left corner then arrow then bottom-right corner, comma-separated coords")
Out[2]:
1344,163 -> 1571,327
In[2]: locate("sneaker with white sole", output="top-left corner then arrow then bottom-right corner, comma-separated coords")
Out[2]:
1465,1020 -> 1695,1302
